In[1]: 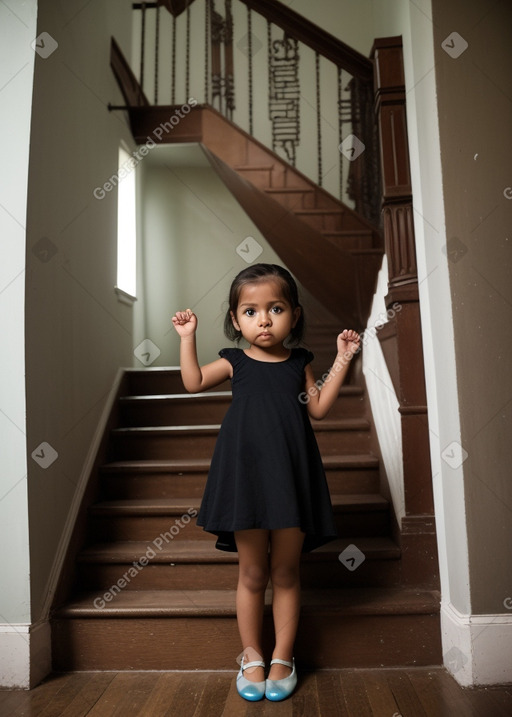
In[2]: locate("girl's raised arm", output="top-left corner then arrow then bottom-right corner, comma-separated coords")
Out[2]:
172,309 -> 232,393
303,329 -> 361,420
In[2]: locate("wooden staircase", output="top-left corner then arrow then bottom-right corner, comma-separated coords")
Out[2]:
52,314 -> 441,671
50,25 -> 441,673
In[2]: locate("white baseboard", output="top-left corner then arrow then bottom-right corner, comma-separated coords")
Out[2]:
441,602 -> 512,686
0,620 -> 51,689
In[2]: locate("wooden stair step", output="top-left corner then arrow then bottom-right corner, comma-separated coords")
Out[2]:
115,418 -> 370,433
51,587 -> 441,670
100,453 -> 379,474
78,539 -> 235,564
98,453 -> 381,499
110,420 -> 373,459
125,369 -> 230,396
88,494 -> 390,542
78,536 -> 399,565
310,418 -> 370,431
90,493 -> 388,517
120,391 -> 232,402
119,391 -> 232,426
100,458 -> 212,473
56,587 -> 440,619
76,537 -> 401,592
233,164 -> 275,171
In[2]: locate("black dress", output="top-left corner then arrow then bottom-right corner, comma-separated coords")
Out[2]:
196,347 -> 338,552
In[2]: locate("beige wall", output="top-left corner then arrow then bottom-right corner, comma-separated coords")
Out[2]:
0,0 -> 37,641
432,0 -> 512,615
136,145 -> 287,366
25,0 -> 135,622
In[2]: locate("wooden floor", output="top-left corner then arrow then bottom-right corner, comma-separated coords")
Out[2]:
1,669 -> 512,716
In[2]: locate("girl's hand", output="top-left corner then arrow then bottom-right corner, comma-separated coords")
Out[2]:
172,309 -> 198,338
337,329 -> 361,357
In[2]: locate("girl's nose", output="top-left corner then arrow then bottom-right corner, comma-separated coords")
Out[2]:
259,313 -> 271,327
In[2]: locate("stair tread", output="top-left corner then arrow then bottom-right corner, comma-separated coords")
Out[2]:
264,187 -> 314,194
120,391 -> 232,402
322,229 -> 374,236
119,385 -> 361,401
100,453 -> 380,473
294,208 -> 344,215
100,458 -> 213,473
56,587 -> 440,618
78,536 -> 399,563
90,493 -> 388,516
112,418 -> 370,435
233,163 -> 274,170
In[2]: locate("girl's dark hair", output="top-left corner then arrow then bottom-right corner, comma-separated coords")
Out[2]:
224,263 -> 305,345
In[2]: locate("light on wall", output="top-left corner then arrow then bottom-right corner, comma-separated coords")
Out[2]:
116,145 -> 137,298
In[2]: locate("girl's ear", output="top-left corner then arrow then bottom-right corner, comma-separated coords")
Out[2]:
230,310 -> 241,331
292,306 -> 301,328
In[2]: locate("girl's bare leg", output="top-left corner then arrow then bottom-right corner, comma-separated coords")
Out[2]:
268,527 -> 304,680
234,529 -> 270,682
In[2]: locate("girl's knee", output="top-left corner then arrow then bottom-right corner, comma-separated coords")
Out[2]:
270,563 -> 300,589
239,563 -> 269,592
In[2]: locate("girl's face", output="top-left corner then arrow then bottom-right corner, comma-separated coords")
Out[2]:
230,280 -> 301,349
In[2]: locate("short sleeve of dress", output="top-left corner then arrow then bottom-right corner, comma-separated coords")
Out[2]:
219,347 -> 242,367
303,349 -> 314,366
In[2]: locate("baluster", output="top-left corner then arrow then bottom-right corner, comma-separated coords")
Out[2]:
225,0 -> 235,119
205,0 -> 210,104
338,66 -> 343,200
154,3 -> 160,104
171,13 -> 176,104
140,1 -> 146,92
315,51 -> 322,186
186,2 -> 191,100
267,20 -> 272,150
211,2 -> 223,113
247,7 -> 253,134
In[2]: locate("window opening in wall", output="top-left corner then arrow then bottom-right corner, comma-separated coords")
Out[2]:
116,145 -> 137,300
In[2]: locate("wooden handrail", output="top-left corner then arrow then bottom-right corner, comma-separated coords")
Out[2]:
110,37 -> 149,107
239,0 -> 373,81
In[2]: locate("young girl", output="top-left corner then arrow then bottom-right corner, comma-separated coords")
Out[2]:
172,263 -> 360,702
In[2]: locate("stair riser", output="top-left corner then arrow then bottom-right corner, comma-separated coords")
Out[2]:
119,401 -> 230,427
264,190 -> 317,211
76,558 -> 401,592
110,431 -> 372,460
88,510 -> 389,542
52,613 -> 441,670
324,234 -> 374,251
110,433 -> 218,460
100,468 -> 381,500
77,562 -> 239,592
297,213 -> 344,232
126,374 -> 231,396
119,394 -> 367,426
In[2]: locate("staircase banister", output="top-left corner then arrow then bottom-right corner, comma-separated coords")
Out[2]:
239,0 -> 373,81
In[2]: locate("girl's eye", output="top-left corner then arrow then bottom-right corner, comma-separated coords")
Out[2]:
244,309 -> 256,317
270,306 -> 283,314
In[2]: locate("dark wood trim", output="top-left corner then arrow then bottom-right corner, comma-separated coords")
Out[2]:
110,37 -> 149,108
240,0 -> 373,81
372,38 -> 438,590
51,371 -> 130,612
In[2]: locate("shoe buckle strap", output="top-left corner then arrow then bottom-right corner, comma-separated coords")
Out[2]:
242,659 -> 265,671
269,658 -> 293,668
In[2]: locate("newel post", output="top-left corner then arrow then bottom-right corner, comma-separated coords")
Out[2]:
372,37 -> 439,587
